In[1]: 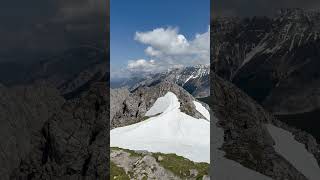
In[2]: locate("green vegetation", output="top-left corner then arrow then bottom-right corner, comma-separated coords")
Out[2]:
152,153 -> 209,179
111,147 -> 209,179
140,113 -> 161,121
141,116 -> 150,121
111,147 -> 142,157
110,161 -> 130,180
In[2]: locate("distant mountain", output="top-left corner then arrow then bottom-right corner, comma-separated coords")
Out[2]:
112,65 -> 209,98
213,8 -> 320,115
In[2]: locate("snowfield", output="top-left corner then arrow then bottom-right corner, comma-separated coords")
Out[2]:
110,92 -> 210,163
267,124 -> 320,180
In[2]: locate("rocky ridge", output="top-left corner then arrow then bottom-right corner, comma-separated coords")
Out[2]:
110,81 -> 208,129
114,65 -> 210,98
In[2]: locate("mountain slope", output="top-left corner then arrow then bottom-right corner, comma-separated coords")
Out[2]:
212,9 -> 320,115
211,73 -> 320,179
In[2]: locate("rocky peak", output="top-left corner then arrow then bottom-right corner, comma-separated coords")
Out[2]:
111,81 -> 207,129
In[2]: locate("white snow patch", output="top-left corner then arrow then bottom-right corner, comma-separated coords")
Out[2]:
183,67 -> 208,84
193,101 -> 210,120
267,124 -> 320,180
212,115 -> 272,180
111,92 -> 210,163
145,92 -> 179,116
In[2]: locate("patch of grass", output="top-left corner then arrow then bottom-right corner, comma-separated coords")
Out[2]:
152,153 -> 209,179
141,116 -> 150,121
111,147 -> 142,157
140,113 -> 161,121
110,161 -> 130,180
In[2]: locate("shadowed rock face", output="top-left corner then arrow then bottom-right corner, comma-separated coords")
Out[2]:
0,82 -> 109,180
211,73 -> 316,180
110,81 -> 207,129
0,82 -> 64,179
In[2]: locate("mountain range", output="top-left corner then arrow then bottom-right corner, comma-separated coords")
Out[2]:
111,64 -> 210,98
211,8 -> 320,179
213,8 -> 320,140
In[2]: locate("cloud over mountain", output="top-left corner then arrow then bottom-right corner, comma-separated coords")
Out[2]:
116,26 -> 209,77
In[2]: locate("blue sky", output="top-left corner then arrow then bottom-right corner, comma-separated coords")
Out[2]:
111,0 -> 210,79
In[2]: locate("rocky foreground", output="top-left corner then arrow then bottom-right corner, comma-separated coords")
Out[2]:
111,147 -> 209,180
0,81 -> 109,179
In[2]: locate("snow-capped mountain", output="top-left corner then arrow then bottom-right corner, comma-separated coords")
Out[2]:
110,80 -> 210,179
111,92 -> 210,163
112,65 -> 209,98
110,81 -> 207,129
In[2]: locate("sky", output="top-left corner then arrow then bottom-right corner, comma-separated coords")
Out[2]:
213,0 -> 320,17
0,0 -> 107,62
110,0 -> 210,80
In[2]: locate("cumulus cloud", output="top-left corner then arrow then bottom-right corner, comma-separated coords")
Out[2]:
135,27 -> 190,55
145,46 -> 162,57
127,59 -> 157,72
124,26 -> 209,75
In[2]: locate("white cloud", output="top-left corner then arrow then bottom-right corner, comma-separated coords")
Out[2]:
145,46 -> 162,57
127,59 -> 159,73
135,27 -> 190,55
115,26 -> 210,78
